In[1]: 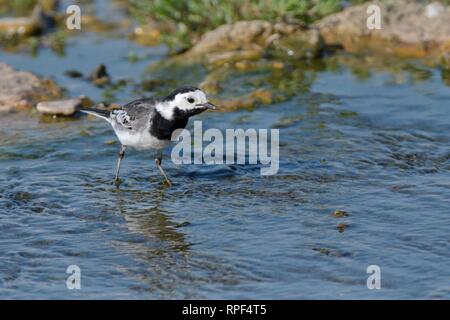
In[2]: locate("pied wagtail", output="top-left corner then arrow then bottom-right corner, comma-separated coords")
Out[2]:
79,86 -> 216,186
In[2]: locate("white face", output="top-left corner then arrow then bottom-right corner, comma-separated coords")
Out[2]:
156,89 -> 215,120
169,90 -> 208,111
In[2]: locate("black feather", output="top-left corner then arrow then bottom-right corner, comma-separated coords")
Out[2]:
162,86 -> 199,102
149,109 -> 189,140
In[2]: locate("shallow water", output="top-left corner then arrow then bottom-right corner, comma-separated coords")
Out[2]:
1,3 -> 450,300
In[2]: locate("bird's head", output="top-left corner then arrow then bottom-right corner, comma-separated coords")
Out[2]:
158,86 -> 216,120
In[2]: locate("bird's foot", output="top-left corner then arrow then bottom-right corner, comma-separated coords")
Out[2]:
163,178 -> 172,187
113,177 -> 122,187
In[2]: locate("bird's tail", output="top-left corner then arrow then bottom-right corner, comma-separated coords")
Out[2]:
79,107 -> 111,122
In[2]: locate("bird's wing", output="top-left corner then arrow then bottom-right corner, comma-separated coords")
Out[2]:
111,98 -> 156,131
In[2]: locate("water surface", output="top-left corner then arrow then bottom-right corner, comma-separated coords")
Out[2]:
0,2 -> 449,300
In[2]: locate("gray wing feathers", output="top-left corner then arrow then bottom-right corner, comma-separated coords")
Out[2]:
112,98 -> 156,131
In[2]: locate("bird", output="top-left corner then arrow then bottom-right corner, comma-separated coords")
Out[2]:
79,86 -> 216,186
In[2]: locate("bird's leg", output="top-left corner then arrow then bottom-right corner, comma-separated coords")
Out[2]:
155,155 -> 172,187
114,145 -> 126,182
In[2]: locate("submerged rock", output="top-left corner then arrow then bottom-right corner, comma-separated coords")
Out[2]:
0,63 -> 61,112
206,49 -> 263,66
315,0 -> 450,62
209,89 -> 274,111
332,210 -> 349,218
337,223 -> 347,233
36,99 -> 81,116
64,69 -> 83,78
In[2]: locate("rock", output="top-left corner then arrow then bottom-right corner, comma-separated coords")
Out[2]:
0,17 -> 40,38
184,20 -> 312,65
269,29 -> 323,60
131,23 -> 162,46
179,20 -> 325,67
0,63 -> 61,112
40,0 -> 59,14
140,79 -> 163,92
0,5 -> 53,38
36,99 -> 82,116
425,2 -> 445,18
315,0 -> 450,61
64,69 -> 83,78
442,69 -> 450,86
442,52 -> 450,70
79,15 -> 121,33
143,20 -> 324,112
206,49 -> 263,66
210,89 -> 274,111
187,20 -> 275,55
88,64 -> 110,86
199,78 -> 221,95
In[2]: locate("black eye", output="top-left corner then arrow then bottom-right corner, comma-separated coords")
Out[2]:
187,97 -> 195,103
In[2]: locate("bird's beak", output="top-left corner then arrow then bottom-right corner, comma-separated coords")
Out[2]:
198,102 -> 216,110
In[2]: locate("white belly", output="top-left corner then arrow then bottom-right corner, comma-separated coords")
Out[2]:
114,128 -> 170,150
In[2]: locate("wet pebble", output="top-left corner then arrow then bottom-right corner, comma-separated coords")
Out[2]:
64,70 -> 84,78
37,98 -> 82,116
332,210 -> 349,218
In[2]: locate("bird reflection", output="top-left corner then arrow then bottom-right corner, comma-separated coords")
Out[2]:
114,186 -> 190,254
108,185 -> 197,297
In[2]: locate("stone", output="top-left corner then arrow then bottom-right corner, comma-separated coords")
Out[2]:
0,63 -> 61,112
36,99 -> 82,116
269,29 -> 323,59
442,52 -> 450,70
179,20 -> 323,66
132,23 -> 162,46
0,5 -> 53,38
210,89 -> 274,111
64,70 -> 83,78
206,49 -> 263,66
185,20 -> 304,57
315,0 -> 450,61
88,64 -> 110,86
0,17 -> 40,37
